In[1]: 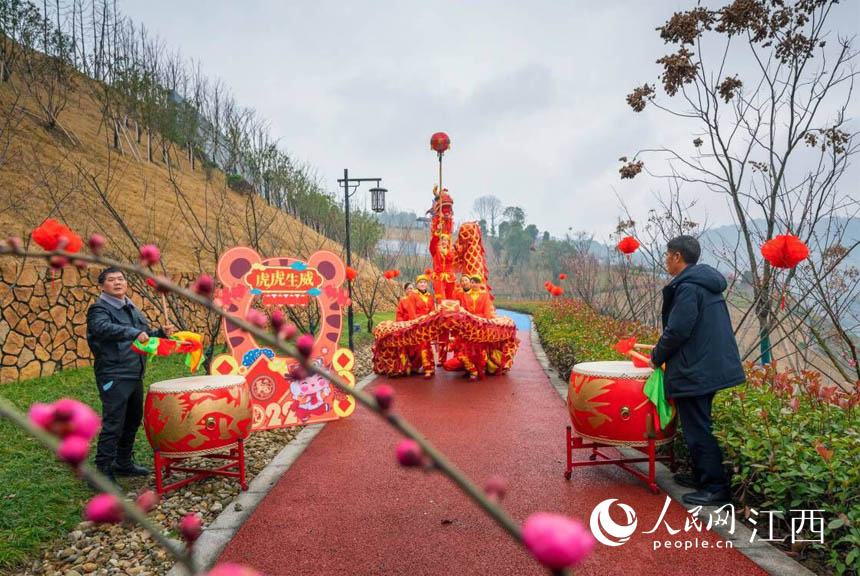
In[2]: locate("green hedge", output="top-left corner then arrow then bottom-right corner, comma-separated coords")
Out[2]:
532,299 -> 860,575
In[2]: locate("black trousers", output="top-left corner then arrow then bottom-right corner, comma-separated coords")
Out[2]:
95,378 -> 143,469
675,392 -> 729,493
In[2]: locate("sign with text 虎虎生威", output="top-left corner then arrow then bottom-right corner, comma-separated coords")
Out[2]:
210,247 -> 356,431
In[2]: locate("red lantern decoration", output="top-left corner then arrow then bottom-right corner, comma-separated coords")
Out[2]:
616,236 -> 640,258
383,270 -> 394,280
430,132 -> 451,154
760,235 -> 809,269
392,269 -> 400,278
31,219 -> 82,253
551,286 -> 564,296
345,266 -> 357,281
559,273 -> 567,280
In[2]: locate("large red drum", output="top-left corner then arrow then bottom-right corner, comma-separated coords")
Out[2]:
144,375 -> 252,457
568,361 -> 675,447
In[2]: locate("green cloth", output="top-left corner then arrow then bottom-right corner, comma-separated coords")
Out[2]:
643,367 -> 673,430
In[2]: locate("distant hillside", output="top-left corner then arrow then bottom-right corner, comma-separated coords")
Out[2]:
0,69 -> 368,275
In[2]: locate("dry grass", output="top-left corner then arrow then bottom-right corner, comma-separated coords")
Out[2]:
0,68 -> 372,276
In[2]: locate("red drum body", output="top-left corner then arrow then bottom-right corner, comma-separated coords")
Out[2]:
144,375 -> 252,457
567,361 -> 675,446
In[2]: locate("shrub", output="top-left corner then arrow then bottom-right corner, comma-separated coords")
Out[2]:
532,299 -> 657,380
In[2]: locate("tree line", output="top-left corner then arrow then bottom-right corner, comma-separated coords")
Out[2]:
0,0 -> 384,255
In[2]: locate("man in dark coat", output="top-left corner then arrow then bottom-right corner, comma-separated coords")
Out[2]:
87,266 -> 174,483
649,236 -> 745,506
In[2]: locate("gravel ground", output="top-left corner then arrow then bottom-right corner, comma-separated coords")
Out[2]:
20,343 -> 373,576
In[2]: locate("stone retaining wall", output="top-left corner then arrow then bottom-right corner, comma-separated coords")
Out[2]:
0,262 -> 212,383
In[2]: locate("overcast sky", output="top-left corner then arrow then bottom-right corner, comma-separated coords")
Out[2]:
121,1 -> 860,240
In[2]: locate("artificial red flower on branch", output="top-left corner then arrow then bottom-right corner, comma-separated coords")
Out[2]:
760,234 -> 809,269
616,236 -> 640,259
31,219 -> 83,253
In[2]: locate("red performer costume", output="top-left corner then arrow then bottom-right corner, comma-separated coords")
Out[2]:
429,188 -> 458,365
393,285 -> 417,376
409,272 -> 436,378
456,274 -> 494,381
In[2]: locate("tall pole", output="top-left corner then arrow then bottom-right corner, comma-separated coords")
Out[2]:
438,152 -> 443,192
344,168 -> 354,351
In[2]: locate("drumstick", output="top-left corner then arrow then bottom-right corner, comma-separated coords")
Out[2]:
628,350 -> 652,364
633,343 -> 655,350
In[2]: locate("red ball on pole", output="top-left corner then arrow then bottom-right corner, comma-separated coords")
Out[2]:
430,132 -> 451,154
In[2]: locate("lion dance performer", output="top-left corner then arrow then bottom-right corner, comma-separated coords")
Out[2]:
410,272 -> 436,379
390,282 -> 416,377
429,187 -> 458,364
456,274 -> 494,381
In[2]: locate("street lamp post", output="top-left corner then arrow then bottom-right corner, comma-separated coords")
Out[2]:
337,168 -> 386,351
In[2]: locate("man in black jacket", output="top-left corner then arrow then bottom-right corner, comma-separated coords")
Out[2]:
649,236 -> 745,506
87,267 -> 174,482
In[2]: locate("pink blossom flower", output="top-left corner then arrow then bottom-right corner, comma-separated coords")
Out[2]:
279,323 -> 297,341
28,403 -> 55,429
49,255 -> 69,269
790,397 -> 800,412
373,385 -> 394,411
246,309 -> 267,328
179,513 -> 203,543
289,364 -> 307,381
296,334 -> 315,357
522,512 -> 594,570
53,398 -> 100,440
139,244 -> 161,266
84,494 -> 124,523
270,310 -> 286,331
395,439 -> 423,467
136,490 -> 160,513
484,475 -> 506,502
57,435 -> 90,466
7,236 -> 23,251
87,234 -> 105,255
193,274 -> 215,297
30,399 -> 100,441
206,563 -> 264,576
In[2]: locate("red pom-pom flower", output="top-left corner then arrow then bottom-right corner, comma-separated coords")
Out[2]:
31,219 -> 82,253
345,266 -> 357,281
616,236 -> 640,257
760,235 -> 809,269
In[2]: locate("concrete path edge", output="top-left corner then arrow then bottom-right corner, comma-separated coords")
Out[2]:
527,325 -> 813,576
165,371 -> 378,576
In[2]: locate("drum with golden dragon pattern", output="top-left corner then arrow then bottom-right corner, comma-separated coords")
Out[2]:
567,361 -> 675,447
144,375 -> 252,457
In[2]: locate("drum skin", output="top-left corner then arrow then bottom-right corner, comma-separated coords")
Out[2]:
144,375 -> 252,456
567,361 -> 675,446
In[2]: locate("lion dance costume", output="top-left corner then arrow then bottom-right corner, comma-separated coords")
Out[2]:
372,185 -> 519,379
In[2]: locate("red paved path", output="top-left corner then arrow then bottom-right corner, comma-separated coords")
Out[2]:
219,331 -> 766,575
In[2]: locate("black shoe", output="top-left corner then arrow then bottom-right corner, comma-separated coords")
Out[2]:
682,489 -> 731,507
114,461 -> 149,477
673,473 -> 698,489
